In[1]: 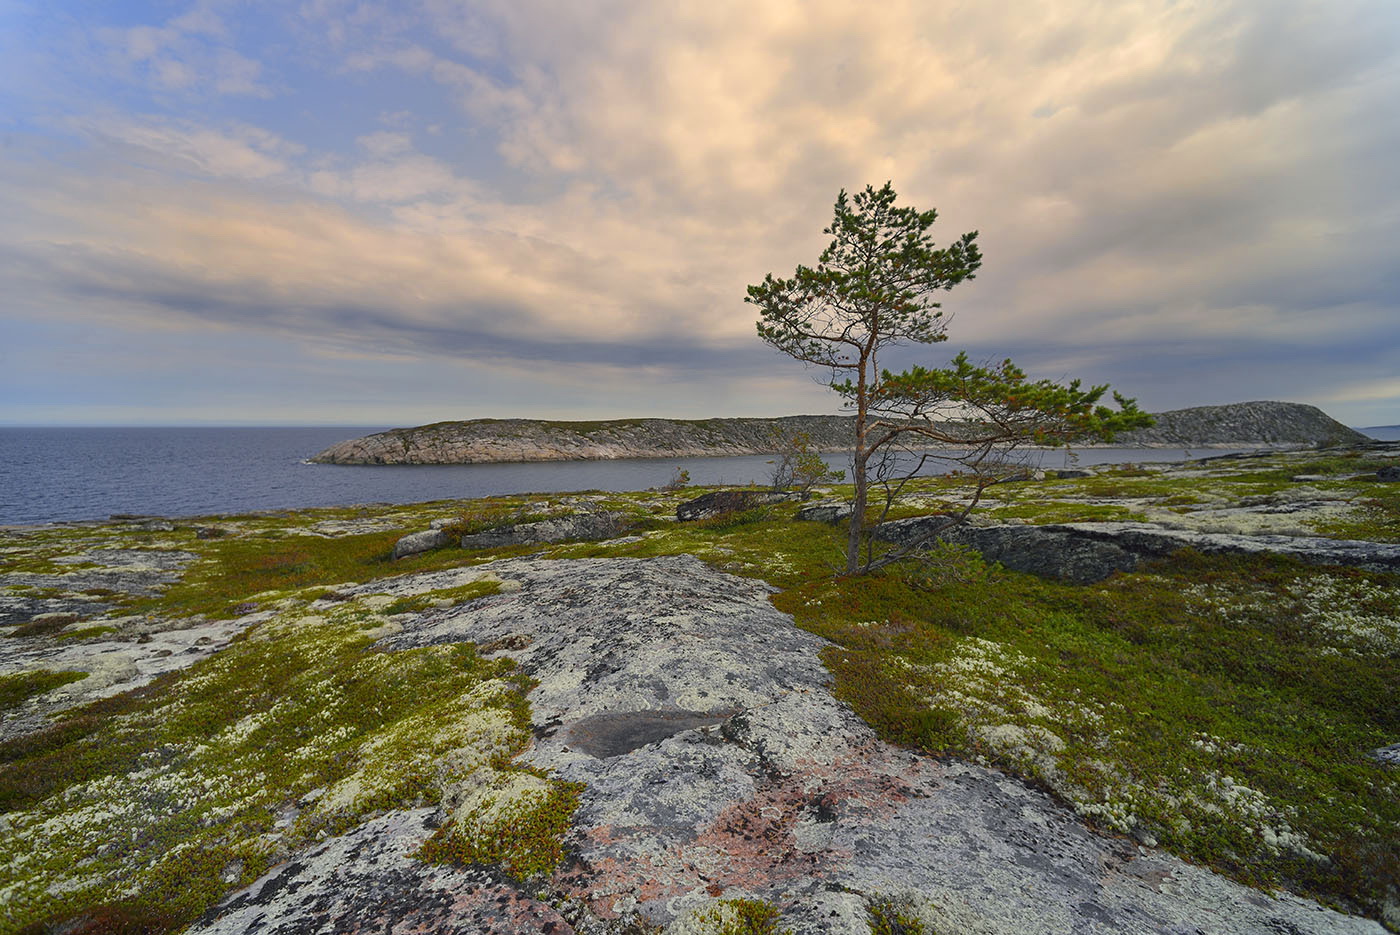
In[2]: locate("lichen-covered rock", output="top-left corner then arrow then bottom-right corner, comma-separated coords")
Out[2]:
459,511 -> 628,549
392,528 -> 453,559
676,491 -> 790,521
879,518 -> 1400,583
795,500 -> 853,524
195,556 -> 1383,934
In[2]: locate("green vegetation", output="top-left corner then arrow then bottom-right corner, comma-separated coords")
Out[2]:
686,898 -> 791,935
0,588 -> 561,933
2,448 -> 1397,928
866,896 -> 928,935
0,669 -> 88,713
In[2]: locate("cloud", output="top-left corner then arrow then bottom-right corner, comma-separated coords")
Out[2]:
5,0 -> 1400,423
98,2 -> 272,97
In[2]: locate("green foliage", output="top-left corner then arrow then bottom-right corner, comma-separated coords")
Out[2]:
866,896 -> 928,935
690,898 -> 792,935
870,352 -> 1153,446
6,614 -> 82,638
747,182 -> 980,368
766,428 -> 843,495
771,552 -> 1400,920
663,468 -> 692,491
746,182 -> 1150,574
0,596 -> 544,932
417,777 -> 584,880
0,669 -> 88,713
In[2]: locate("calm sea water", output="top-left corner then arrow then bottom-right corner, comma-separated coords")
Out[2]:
0,426 -> 1244,526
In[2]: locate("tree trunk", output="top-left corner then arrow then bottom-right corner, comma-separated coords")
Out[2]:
846,355 -> 870,575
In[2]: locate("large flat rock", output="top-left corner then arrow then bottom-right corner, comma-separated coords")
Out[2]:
192,556 -> 1384,934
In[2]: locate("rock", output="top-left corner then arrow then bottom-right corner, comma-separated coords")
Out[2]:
1052,469 -> 1092,479
1114,401 -> 1370,448
307,402 -> 1368,466
459,511 -> 627,549
879,519 -> 1400,583
677,490 -> 788,521
1370,743 -> 1400,766
1376,466 -> 1400,482
795,500 -> 853,523
392,528 -> 453,559
190,556 -> 1382,935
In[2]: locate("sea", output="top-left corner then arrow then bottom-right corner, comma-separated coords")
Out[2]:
0,426 -> 1275,526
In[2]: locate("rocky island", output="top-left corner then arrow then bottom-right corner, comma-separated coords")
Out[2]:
308,402 -> 1370,466
2,442 -> 1398,934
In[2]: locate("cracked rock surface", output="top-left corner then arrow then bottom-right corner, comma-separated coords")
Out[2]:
191,555 -> 1384,934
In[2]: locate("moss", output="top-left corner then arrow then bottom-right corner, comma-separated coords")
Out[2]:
0,670 -> 89,713
6,615 -> 82,638
686,898 -> 791,935
56,626 -> 120,642
417,776 -> 584,880
377,579 -> 503,616
0,592 -> 559,932
769,552 -> 1400,921
867,896 -> 928,935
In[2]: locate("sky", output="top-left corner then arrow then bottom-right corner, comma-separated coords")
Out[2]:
1,0 -> 1398,427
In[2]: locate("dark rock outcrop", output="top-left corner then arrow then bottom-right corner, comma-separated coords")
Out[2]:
676,490 -> 789,521
879,518 -> 1400,583
458,511 -> 627,549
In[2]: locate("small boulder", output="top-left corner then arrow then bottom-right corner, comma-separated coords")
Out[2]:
676,490 -> 791,521
392,528 -> 453,559
459,512 -> 627,549
1052,469 -> 1092,479
1376,465 -> 1400,482
795,500 -> 853,524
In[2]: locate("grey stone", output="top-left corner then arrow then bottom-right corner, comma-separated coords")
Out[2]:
795,500 -> 853,523
1376,465 -> 1400,482
1370,743 -> 1400,766
879,518 -> 1400,583
391,528 -> 453,559
676,490 -> 790,521
1053,469 -> 1093,479
458,511 -> 627,549
190,555 -> 1383,935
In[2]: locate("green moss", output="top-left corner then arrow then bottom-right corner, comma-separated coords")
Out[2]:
0,670 -> 89,713
769,551 -> 1400,921
0,592 -> 561,933
417,776 -> 584,880
56,626 -> 120,642
377,579 -> 503,616
867,896 -> 928,935
687,898 -> 791,935
6,614 -> 82,638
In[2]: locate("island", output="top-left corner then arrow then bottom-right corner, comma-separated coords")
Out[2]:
309,401 -> 1371,465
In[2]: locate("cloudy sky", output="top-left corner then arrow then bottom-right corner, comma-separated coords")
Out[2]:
2,0 -> 1398,427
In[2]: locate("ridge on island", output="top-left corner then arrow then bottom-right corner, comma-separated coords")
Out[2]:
309,401 -> 1371,465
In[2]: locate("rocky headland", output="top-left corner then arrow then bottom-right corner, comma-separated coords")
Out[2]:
2,443 -> 1398,934
309,402 -> 1370,465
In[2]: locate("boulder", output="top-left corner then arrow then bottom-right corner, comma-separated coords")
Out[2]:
795,500 -> 853,524
392,529 -> 453,559
1376,465 -> 1400,482
676,490 -> 779,521
878,518 -> 1400,584
1052,469 -> 1092,479
459,511 -> 627,549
